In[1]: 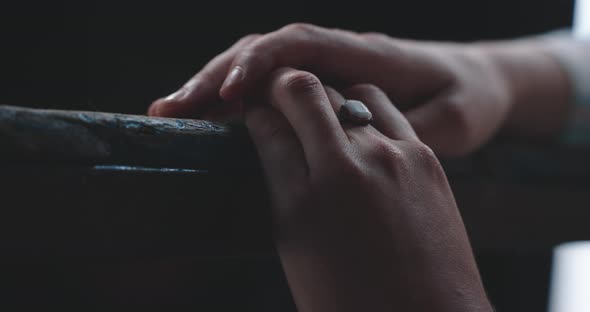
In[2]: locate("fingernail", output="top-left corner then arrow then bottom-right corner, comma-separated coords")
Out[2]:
164,89 -> 186,101
221,66 -> 244,91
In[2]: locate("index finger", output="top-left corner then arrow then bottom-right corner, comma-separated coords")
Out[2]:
219,24 -> 388,102
148,34 -> 261,118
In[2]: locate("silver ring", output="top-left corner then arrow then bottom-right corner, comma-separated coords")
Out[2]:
337,100 -> 373,126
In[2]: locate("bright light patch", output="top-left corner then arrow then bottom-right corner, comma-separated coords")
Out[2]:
574,0 -> 590,38
548,241 -> 590,312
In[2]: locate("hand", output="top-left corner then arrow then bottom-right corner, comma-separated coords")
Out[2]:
245,67 -> 492,311
148,23 -> 513,157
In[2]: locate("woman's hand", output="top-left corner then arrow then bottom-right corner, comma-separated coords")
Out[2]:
245,67 -> 492,311
149,24 -> 573,157
148,23 -> 516,157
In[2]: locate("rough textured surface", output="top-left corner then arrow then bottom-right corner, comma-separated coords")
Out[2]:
1,104 -> 589,253
1,105 -> 589,310
0,105 -> 258,173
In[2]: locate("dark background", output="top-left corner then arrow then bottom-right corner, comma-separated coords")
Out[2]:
0,0 -> 574,114
0,0 -> 576,311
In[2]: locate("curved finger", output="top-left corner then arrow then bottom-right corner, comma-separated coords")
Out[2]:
148,34 -> 262,118
266,68 -> 349,170
219,24 -> 391,102
342,84 -> 417,141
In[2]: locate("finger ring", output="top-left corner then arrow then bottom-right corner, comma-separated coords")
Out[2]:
338,100 -> 373,126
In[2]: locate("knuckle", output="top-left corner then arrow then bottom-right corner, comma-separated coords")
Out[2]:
407,141 -> 447,179
411,142 -> 439,164
370,139 -> 445,180
238,33 -> 262,46
360,31 -> 391,42
282,22 -> 318,34
279,71 -> 323,95
237,46 -> 267,66
371,138 -> 406,165
191,72 -> 215,90
368,138 -> 423,178
243,33 -> 262,41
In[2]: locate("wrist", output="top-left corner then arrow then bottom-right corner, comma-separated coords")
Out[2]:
473,40 -> 572,139
278,244 -> 494,312
276,210 -> 495,312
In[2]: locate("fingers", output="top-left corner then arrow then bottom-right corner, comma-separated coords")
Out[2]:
245,104 -> 306,187
342,84 -> 418,141
266,68 -> 349,170
148,34 -> 261,118
219,24 -> 386,102
150,23 -> 408,120
220,24 -> 322,101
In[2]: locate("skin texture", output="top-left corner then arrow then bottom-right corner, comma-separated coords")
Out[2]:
148,23 -> 572,157
245,67 -> 493,311
145,24 -> 580,309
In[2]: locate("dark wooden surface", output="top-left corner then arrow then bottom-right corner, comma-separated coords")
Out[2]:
0,105 -> 258,172
1,104 -> 589,311
1,104 -> 589,254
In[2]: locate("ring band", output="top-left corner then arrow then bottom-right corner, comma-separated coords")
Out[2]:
337,100 -> 373,126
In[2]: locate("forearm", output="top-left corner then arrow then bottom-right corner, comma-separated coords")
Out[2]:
276,193 -> 494,312
477,39 -> 574,140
